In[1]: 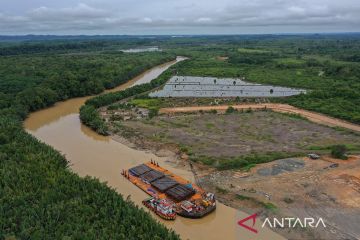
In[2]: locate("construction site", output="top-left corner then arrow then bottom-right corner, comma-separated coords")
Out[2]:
104,94 -> 360,239
198,155 -> 360,239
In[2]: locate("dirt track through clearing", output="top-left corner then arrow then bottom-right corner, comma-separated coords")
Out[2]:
159,103 -> 360,132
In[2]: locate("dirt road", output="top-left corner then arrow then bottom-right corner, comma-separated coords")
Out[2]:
159,103 -> 360,132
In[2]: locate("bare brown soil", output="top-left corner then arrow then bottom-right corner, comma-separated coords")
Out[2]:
199,155 -> 360,240
159,103 -> 360,132
115,111 -> 360,160
102,101 -> 360,240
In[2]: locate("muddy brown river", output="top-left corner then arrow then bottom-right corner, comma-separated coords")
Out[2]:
24,57 -> 284,240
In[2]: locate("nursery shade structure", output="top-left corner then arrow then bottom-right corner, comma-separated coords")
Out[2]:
149,76 -> 307,98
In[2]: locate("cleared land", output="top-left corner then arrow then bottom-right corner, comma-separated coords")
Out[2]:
114,111 -> 360,169
159,103 -> 360,132
107,108 -> 360,239
199,155 -> 360,240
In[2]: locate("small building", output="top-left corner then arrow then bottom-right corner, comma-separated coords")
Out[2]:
308,153 -> 320,160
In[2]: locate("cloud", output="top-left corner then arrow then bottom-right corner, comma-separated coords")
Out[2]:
196,18 -> 212,23
0,0 -> 359,34
29,3 -> 108,21
139,17 -> 153,24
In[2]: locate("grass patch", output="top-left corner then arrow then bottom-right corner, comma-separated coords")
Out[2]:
236,194 -> 277,211
216,186 -> 228,194
261,202 -> 277,210
225,106 -> 236,114
241,163 -> 256,172
129,98 -> 163,111
237,48 -> 270,54
275,58 -> 306,66
308,144 -> 360,152
191,152 -> 300,170
331,126 -> 360,136
206,122 -> 215,129
190,155 -> 215,165
236,194 -> 252,200
330,144 -> 348,160
179,145 -> 193,155
276,111 -> 308,120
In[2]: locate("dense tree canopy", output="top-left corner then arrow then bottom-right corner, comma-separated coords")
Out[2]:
166,37 -> 360,124
2,34 -> 360,238
82,35 -> 360,135
0,43 -> 178,239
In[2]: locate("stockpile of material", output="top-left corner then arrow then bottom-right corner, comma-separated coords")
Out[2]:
129,163 -> 197,201
140,170 -> 165,183
166,184 -> 196,201
129,164 -> 152,176
151,176 -> 179,192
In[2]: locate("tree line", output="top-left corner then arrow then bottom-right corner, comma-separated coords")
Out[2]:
167,38 -> 360,124
0,44 -> 179,239
79,68 -> 178,134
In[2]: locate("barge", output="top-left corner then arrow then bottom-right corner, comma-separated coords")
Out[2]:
122,161 -> 216,220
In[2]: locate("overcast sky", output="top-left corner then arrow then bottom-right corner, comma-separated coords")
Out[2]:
1,0 -> 359,35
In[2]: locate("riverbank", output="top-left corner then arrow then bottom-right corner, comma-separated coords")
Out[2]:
108,114 -> 360,239
24,59 -> 285,240
2,54 -> 181,239
102,98 -> 360,239
5,35 -> 360,240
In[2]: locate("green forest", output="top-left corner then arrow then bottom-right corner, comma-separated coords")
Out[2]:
2,34 -> 360,238
0,44 -> 178,239
80,69 -> 178,134
167,37 -> 360,123
82,35 -> 360,133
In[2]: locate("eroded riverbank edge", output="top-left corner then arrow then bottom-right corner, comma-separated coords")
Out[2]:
106,108 -> 360,240
24,58 -> 286,240
108,127 -> 317,240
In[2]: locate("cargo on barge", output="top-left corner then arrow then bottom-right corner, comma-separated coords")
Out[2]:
122,161 -> 216,219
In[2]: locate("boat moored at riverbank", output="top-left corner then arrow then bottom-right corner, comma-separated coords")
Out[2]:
123,161 -> 216,219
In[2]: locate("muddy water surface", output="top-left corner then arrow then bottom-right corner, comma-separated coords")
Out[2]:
24,57 -> 284,240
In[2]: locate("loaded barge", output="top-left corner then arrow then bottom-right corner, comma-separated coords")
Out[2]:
122,161 -> 216,220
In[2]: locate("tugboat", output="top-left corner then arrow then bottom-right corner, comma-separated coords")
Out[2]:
142,197 -> 177,220
125,161 -> 216,219
177,193 -> 216,218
